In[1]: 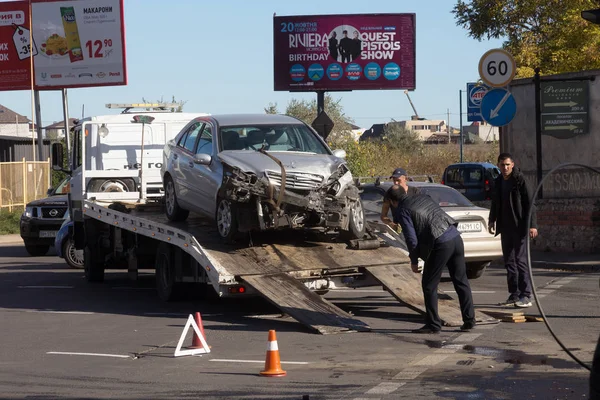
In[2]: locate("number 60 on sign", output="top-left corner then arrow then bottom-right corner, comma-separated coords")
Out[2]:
478,49 -> 516,88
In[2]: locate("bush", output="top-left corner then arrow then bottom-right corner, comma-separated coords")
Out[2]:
336,141 -> 499,182
0,210 -> 21,235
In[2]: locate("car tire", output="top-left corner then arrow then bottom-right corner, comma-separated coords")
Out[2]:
164,176 -> 189,222
88,178 -> 135,193
466,261 -> 489,280
216,198 -> 239,244
24,242 -> 49,256
84,244 -> 105,282
342,198 -> 366,240
155,242 -> 182,302
62,238 -> 84,269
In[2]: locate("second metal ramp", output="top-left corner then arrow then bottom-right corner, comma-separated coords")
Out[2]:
241,273 -> 371,335
365,264 -> 499,327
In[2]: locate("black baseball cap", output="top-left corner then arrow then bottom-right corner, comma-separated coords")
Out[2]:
390,168 -> 408,179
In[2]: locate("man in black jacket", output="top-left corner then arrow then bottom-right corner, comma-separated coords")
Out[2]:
488,153 -> 538,308
387,185 -> 476,334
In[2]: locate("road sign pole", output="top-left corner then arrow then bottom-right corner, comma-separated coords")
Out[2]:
459,89 -> 463,163
316,91 -> 325,115
534,68 -> 543,199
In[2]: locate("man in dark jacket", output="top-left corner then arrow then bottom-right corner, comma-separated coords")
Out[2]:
381,167 -> 420,229
387,185 -> 476,334
488,153 -> 538,308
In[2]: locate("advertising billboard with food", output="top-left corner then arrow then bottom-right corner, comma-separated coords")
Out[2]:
32,0 -> 126,89
273,13 -> 416,92
0,1 -> 36,91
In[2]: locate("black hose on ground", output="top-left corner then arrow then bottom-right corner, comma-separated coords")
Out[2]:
526,163 -> 600,372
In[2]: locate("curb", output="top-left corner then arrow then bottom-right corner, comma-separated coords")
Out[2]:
491,260 -> 600,274
0,234 -> 22,245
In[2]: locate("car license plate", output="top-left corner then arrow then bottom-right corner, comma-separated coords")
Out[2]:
458,222 -> 482,233
39,231 -> 57,238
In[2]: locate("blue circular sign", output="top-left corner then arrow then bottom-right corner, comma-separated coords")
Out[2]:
480,88 -> 517,127
364,63 -> 381,80
346,63 -> 362,81
290,64 -> 306,82
307,64 -> 324,81
383,63 -> 401,80
326,63 -> 343,81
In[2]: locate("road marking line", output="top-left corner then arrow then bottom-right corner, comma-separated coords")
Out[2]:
111,287 -> 154,290
537,289 -> 554,294
412,354 -> 448,366
435,348 -> 458,354
47,352 -> 130,359
37,311 -> 94,315
209,359 -> 309,365
454,333 -> 481,342
18,286 -> 73,289
393,367 -> 428,380
444,290 -> 496,294
366,382 -> 405,394
555,279 -> 574,285
537,294 -> 547,298
545,284 -> 562,289
477,324 -> 496,330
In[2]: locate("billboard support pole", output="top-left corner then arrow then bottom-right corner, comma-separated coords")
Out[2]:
34,90 -> 44,162
459,90 -> 463,163
316,91 -> 325,115
62,89 -> 71,167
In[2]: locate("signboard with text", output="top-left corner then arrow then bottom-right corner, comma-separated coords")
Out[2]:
273,13 -> 416,91
0,1 -> 35,91
32,0 -> 126,89
466,82 -> 489,122
541,81 -> 588,139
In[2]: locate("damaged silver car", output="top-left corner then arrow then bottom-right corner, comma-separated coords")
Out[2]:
161,114 -> 365,242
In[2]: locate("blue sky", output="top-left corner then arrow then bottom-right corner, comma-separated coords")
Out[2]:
2,0 -> 503,130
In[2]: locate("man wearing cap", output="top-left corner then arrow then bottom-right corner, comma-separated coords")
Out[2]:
381,168 -> 419,230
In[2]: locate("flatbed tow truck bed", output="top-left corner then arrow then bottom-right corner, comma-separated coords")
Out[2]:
83,200 -> 497,334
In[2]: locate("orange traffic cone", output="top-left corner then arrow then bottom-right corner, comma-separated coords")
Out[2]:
260,330 -> 287,377
189,312 -> 207,349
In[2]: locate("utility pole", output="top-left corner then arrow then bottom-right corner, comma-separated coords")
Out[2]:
447,108 -> 451,143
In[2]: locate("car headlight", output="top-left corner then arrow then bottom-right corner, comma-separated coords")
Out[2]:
23,206 -> 33,218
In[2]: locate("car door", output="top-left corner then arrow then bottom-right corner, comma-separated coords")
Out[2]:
175,122 -> 203,207
191,122 -> 222,216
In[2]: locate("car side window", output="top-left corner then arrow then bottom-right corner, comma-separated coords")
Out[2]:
196,124 -> 213,156
182,122 -> 203,153
489,167 -> 500,179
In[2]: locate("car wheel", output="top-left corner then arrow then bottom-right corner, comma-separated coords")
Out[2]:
24,242 -> 49,256
164,176 -> 189,222
343,198 -> 366,240
155,243 -> 182,302
62,238 -> 84,269
216,198 -> 239,243
466,261 -> 490,280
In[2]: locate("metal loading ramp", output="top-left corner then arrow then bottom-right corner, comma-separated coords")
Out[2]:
364,264 -> 499,327
241,273 -> 371,335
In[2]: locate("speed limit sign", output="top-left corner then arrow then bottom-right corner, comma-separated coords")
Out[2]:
478,49 -> 516,88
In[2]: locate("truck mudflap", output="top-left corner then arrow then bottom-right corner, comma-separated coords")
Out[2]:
241,273 -> 370,334
364,264 -> 498,327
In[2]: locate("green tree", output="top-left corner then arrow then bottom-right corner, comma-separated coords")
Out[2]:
452,0 -> 600,77
265,94 -> 355,145
382,122 -> 423,153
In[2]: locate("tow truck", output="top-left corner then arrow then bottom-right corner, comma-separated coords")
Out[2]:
51,104 -> 497,334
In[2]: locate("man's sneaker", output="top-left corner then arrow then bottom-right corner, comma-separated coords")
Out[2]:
412,325 -> 441,334
460,321 -> 476,331
498,296 -> 519,307
515,296 -> 533,308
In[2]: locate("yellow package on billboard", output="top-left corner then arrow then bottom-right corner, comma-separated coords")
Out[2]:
60,6 -> 83,63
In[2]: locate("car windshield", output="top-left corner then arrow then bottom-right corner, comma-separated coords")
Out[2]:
219,124 -> 330,154
418,186 -> 473,207
446,166 -> 483,184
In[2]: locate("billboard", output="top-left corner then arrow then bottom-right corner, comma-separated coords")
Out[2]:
0,1 -> 35,91
466,82 -> 489,122
32,0 -> 126,89
273,13 -> 415,92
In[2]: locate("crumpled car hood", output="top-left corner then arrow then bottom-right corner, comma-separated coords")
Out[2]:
218,150 -> 346,179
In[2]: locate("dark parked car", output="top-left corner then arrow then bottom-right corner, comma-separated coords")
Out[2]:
441,162 -> 500,201
20,178 -> 70,256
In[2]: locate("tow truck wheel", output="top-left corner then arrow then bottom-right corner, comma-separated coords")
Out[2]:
164,176 -> 189,222
216,198 -> 239,243
84,244 -> 105,282
63,238 -> 84,269
344,198 -> 366,240
24,242 -> 49,256
155,243 -> 182,301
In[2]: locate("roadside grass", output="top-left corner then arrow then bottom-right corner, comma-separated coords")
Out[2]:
0,210 -> 21,235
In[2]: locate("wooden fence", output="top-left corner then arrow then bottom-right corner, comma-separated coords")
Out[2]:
0,158 -> 51,212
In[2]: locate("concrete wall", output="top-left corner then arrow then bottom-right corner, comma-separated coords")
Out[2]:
0,123 -> 31,138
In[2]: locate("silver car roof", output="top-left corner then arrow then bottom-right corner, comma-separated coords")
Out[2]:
198,113 -> 303,126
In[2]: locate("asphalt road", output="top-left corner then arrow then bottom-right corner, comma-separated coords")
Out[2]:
0,242 -> 598,400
